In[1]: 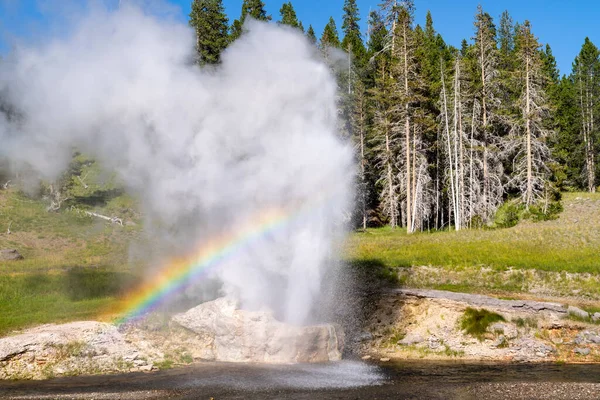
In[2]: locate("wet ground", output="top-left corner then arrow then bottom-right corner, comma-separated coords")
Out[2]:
1,360 -> 600,400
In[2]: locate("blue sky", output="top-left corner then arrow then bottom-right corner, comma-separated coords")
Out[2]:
0,0 -> 597,75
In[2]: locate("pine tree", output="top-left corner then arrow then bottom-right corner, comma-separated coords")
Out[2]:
473,5 -> 504,222
320,17 -> 341,49
572,38 -> 599,192
279,2 -> 303,31
306,25 -> 317,45
189,0 -> 229,65
366,10 -> 388,59
507,21 -> 553,207
497,10 -> 514,57
371,66 -> 400,228
230,0 -> 271,42
541,44 -> 560,85
341,0 -> 366,67
391,1 -> 424,233
552,76 -> 582,188
368,6 -> 398,228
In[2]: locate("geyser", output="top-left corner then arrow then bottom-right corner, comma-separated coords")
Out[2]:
0,5 -> 353,325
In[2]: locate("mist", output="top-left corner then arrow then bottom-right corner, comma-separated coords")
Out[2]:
0,4 -> 353,325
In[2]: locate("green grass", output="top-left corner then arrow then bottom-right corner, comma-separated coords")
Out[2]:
512,316 -> 538,329
1,187 -> 599,335
0,267 -> 136,334
345,193 -> 600,274
0,187 -> 142,335
460,307 -> 505,340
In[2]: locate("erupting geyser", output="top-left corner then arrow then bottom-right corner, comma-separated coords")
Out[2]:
0,4 -> 353,328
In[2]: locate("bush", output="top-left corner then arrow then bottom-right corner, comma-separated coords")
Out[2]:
527,201 -> 563,222
460,307 -> 505,340
493,201 -> 525,228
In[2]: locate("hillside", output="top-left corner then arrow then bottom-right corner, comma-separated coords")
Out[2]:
0,188 -> 141,335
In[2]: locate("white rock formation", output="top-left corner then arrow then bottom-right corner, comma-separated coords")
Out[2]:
172,297 -> 344,364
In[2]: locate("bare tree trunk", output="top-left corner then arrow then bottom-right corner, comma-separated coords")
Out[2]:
588,75 -> 596,192
360,116 -> 367,231
385,123 -> 396,228
411,125 -> 417,232
525,42 -> 533,207
441,61 -> 457,230
453,59 -> 462,230
457,60 -> 465,229
580,75 -> 595,193
403,23 -> 412,233
478,17 -> 490,220
469,106 -> 476,228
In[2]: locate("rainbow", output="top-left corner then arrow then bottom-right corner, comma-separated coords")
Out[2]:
110,197 -> 331,324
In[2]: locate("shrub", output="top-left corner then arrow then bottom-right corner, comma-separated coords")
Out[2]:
493,201 -> 525,228
460,307 -> 505,340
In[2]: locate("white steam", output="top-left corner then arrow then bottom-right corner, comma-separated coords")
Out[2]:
0,5 -> 353,325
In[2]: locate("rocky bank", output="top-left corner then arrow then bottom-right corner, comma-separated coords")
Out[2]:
0,297 -> 344,380
360,288 -> 600,363
2,289 -> 600,380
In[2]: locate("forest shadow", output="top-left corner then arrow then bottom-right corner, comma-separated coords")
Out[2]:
71,188 -> 125,208
62,267 -> 136,301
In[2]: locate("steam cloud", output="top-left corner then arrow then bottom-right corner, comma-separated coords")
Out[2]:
0,4 -> 353,325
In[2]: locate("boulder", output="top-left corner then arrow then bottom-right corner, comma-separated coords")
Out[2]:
0,321 -> 137,362
574,347 -> 591,356
567,306 -> 589,320
592,313 -> 600,323
398,333 -> 424,346
0,249 -> 23,261
172,297 -> 344,364
489,322 -> 518,339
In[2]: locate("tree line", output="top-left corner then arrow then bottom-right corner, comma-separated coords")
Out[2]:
2,0 -> 598,232
190,0 -> 599,232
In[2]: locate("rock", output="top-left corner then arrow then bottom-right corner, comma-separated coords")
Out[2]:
357,332 -> 373,342
0,249 -> 23,261
567,306 -> 590,320
489,323 -> 518,339
394,289 -> 567,314
139,365 -> 153,372
380,357 -> 390,362
592,313 -> 600,323
492,335 -> 506,348
536,343 -> 555,355
574,331 -> 600,345
427,336 -> 441,350
0,321 -> 144,378
574,348 -> 590,356
589,334 -> 600,344
172,297 -> 344,364
398,334 -> 424,346
361,355 -> 372,360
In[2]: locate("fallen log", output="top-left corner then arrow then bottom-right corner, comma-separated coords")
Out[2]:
84,211 -> 123,226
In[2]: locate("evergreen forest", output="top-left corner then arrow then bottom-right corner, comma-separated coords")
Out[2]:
190,0 -> 600,233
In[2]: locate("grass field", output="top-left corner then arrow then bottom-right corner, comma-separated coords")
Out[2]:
1,189 -> 599,335
0,189 -> 141,334
345,192 -> 600,274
